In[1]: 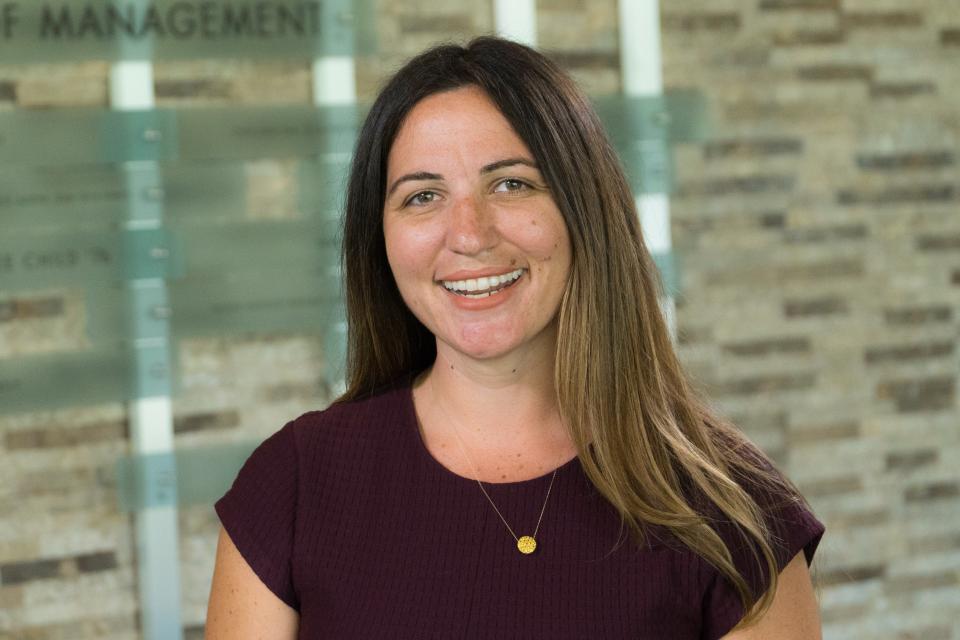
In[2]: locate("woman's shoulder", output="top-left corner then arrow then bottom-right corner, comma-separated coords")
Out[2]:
692,426 -> 826,589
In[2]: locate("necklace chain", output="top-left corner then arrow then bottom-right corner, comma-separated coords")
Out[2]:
447,420 -> 558,543
430,375 -> 560,552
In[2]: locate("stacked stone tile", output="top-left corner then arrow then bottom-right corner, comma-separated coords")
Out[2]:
655,1 -> 960,638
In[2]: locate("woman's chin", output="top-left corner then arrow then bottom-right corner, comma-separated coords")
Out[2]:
446,341 -> 517,362
437,326 -> 555,364
434,331 -> 521,362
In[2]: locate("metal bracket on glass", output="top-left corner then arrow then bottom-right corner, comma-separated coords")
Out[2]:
99,109 -> 179,164
122,227 -> 182,281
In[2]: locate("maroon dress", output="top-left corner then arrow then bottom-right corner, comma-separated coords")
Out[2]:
215,379 -> 825,639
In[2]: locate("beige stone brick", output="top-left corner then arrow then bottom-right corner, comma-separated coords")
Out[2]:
154,60 -> 311,106
12,62 -> 109,108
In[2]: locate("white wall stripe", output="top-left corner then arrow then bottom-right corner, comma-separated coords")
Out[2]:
494,0 -> 537,47
617,0 -> 676,336
109,59 -> 185,640
312,31 -> 358,396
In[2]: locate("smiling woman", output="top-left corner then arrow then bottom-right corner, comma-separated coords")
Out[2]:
207,36 -> 825,640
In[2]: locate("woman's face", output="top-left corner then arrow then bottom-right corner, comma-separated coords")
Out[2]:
383,85 -> 572,362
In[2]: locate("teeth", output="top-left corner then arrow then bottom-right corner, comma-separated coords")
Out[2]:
441,268 -> 523,295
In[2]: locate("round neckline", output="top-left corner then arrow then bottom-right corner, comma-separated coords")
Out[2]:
401,382 -> 580,488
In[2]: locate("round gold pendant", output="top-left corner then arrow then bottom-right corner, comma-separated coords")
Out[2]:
517,535 -> 537,554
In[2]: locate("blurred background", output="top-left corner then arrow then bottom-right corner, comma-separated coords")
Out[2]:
0,0 -> 958,638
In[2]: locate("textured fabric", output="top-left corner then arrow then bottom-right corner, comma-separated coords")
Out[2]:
215,379 -> 825,639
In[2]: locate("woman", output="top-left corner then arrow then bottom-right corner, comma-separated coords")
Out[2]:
207,37 -> 824,639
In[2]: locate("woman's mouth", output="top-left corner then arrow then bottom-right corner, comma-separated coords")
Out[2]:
440,268 -> 524,299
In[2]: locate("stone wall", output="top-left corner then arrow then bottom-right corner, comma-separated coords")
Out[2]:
658,2 -> 959,638
0,1 -> 958,638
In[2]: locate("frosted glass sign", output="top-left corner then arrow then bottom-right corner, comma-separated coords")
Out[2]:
0,0 -> 375,62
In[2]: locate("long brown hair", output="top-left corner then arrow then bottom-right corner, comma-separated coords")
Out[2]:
338,36 -> 812,629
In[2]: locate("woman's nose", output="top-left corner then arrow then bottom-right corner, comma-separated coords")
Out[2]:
446,195 -> 497,255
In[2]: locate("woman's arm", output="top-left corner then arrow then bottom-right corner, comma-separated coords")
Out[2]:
205,526 -> 299,639
720,550 -> 822,640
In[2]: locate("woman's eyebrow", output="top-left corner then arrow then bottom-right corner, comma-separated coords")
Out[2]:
387,171 -> 442,196
481,157 -> 538,174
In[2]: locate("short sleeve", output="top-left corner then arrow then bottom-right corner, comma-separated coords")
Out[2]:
699,464 -> 825,640
214,421 -> 300,611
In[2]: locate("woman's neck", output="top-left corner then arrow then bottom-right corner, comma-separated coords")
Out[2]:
415,335 -> 571,457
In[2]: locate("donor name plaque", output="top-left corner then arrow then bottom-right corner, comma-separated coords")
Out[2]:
0,0 -> 373,62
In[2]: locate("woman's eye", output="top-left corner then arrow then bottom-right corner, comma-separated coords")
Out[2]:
406,191 -> 437,206
495,179 -> 528,193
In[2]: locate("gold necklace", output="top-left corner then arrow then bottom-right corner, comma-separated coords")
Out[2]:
431,377 -> 560,555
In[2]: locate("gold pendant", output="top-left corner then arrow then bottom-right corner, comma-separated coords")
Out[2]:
517,535 -> 537,554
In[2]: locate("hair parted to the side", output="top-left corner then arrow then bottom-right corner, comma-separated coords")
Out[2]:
338,35 -> 812,631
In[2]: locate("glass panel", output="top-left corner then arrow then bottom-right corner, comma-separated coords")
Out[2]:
0,269 -> 335,414
115,442 -> 258,511
0,109 -> 178,166
125,228 -> 184,280
176,104 -> 360,161
0,221 -> 339,290
179,220 -> 339,274
593,90 -> 709,194
169,269 -> 341,337
652,250 -> 680,298
0,230 -> 124,291
0,166 -> 132,232
163,162 -> 250,224
0,228 -> 185,290
621,140 -> 674,195
0,345 -> 131,413
0,160 -> 339,233
593,89 -> 709,145
298,156 -> 352,217
99,109 -> 181,163
0,106 -> 362,165
82,285 -> 125,344
0,110 -> 101,166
